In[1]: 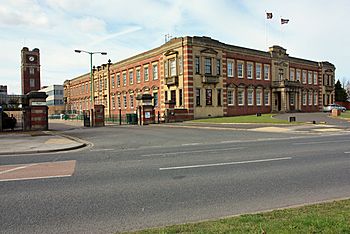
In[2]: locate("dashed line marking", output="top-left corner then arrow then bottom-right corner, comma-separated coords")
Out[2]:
159,157 -> 292,171
142,147 -> 245,157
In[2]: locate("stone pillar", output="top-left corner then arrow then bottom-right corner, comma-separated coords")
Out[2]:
93,105 -> 105,127
26,91 -> 48,131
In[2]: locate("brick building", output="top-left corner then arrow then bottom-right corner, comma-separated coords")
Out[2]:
64,36 -> 335,120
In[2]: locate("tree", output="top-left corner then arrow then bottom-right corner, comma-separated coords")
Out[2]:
335,80 -> 348,102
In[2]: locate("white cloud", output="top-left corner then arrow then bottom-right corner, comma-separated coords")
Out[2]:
0,0 -> 50,27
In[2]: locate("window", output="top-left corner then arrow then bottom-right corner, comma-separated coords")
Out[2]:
216,59 -> 221,75
308,91 -> 312,105
302,91 -> 307,105
290,93 -> 295,106
104,78 -> 107,90
170,90 -> 176,102
170,59 -> 176,76
247,63 -> 253,79
164,90 -> 168,101
179,56 -> 183,75
29,67 -> 35,75
205,58 -> 212,74
256,63 -> 261,80
206,89 -> 212,105
153,92 -> 158,107
164,60 -> 168,78
238,89 -> 244,106
29,79 -> 35,88
313,72 -> 318,85
308,71 -> 312,84
112,95 -> 116,109
136,69 -> 141,83
123,95 -> 127,109
195,56 -> 200,74
129,70 -> 134,85
117,96 -> 121,108
111,75 -> 115,88
314,92 -> 318,105
264,90 -> 270,106
179,89 -> 183,106
117,74 -> 120,86
296,69 -> 301,82
152,64 -> 158,80
227,61 -> 234,78
227,90 -> 235,105
217,89 -> 221,106
123,73 -> 127,86
290,69 -> 295,81
196,89 -> 201,106
302,71 -> 307,84
130,94 -> 134,109
144,67 -> 149,81
99,79 -> 102,91
247,89 -> 254,106
264,64 -> 270,80
237,61 -> 244,78
256,89 -> 262,106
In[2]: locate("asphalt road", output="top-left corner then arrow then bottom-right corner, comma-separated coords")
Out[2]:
1,124 -> 350,233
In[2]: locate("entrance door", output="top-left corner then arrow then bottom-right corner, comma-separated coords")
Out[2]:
277,92 -> 281,111
289,93 -> 295,111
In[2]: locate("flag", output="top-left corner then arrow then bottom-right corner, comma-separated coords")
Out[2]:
281,18 -> 289,24
266,12 -> 273,19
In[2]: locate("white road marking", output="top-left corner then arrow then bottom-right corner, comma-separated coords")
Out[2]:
0,174 -> 72,182
142,147 -> 246,157
293,139 -> 350,145
181,143 -> 202,146
159,157 -> 292,171
220,140 -> 241,143
90,149 -> 114,152
0,164 -> 36,175
345,152 -> 350,154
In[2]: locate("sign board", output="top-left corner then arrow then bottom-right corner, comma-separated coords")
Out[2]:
145,112 -> 151,119
31,101 -> 47,106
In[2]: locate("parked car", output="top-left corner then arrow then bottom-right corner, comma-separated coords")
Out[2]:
323,103 -> 347,112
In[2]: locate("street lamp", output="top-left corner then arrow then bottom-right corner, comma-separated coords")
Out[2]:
74,50 -> 107,106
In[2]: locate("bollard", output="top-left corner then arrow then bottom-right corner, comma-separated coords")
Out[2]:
289,116 -> 296,122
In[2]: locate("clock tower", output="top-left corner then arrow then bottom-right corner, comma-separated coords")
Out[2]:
21,47 -> 41,95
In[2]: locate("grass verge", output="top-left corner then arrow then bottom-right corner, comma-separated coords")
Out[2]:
191,114 -> 295,124
125,199 -> 350,234
339,110 -> 350,119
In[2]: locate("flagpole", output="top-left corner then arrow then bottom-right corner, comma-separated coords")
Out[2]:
280,16 -> 283,46
265,11 -> 267,49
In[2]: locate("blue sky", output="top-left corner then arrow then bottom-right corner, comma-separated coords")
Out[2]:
1,0 -> 350,94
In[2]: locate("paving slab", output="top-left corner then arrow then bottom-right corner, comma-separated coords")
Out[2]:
0,132 -> 86,155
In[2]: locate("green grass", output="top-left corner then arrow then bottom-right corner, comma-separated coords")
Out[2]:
125,199 -> 350,234
339,110 -> 350,119
191,114 -> 294,124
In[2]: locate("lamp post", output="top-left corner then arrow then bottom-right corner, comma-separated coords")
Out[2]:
74,50 -> 107,107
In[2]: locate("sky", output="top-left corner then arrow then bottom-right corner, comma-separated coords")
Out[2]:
1,0 -> 350,94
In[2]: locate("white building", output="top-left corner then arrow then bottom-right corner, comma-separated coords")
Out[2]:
39,85 -> 64,115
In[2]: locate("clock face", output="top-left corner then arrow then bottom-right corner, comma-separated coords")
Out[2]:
28,56 -> 35,62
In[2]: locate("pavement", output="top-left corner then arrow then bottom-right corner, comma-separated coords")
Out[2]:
0,131 -> 87,155
0,112 -> 349,156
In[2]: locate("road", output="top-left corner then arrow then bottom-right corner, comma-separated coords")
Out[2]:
1,123 -> 350,233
